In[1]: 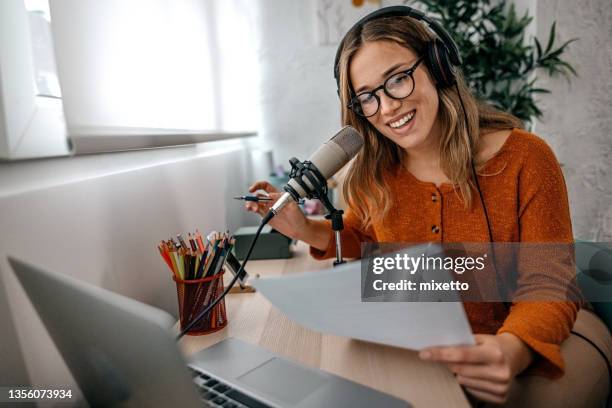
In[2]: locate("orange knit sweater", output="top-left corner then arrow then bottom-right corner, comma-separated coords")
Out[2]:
310,128 -> 578,378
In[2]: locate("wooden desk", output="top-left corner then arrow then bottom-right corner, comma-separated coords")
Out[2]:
178,242 -> 469,408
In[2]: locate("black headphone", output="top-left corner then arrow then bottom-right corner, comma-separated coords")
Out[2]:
334,5 -> 462,94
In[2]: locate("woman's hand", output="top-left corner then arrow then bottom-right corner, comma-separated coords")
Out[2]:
419,333 -> 534,404
244,180 -> 309,240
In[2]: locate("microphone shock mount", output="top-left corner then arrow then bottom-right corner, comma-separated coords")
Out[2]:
285,157 -> 346,266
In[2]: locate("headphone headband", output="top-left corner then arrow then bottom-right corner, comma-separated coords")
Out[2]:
333,5 -> 461,90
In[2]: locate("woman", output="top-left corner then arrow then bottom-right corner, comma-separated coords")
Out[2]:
245,7 -> 610,406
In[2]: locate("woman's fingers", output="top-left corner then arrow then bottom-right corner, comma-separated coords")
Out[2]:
243,180 -> 281,213
419,334 -> 518,405
420,343 -> 502,365
244,200 -> 267,214
249,180 -> 279,194
462,386 -> 507,405
255,199 -> 272,215
244,193 -> 281,215
456,374 -> 508,396
448,364 -> 511,383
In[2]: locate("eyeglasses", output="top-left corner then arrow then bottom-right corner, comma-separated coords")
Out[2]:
348,57 -> 423,118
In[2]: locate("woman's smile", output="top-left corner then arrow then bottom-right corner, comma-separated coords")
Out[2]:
387,109 -> 417,136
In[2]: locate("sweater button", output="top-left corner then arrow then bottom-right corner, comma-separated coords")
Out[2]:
431,225 -> 440,234
431,193 -> 438,202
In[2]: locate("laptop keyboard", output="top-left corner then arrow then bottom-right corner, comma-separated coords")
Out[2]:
189,367 -> 274,408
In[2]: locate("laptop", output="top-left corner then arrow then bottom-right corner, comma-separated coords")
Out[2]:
8,256 -> 409,408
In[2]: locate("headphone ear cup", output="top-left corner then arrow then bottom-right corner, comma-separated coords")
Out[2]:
425,39 -> 456,88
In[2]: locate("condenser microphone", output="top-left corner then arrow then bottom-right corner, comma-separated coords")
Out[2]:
269,126 -> 363,216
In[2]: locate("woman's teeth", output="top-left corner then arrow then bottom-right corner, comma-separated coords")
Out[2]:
389,110 -> 415,129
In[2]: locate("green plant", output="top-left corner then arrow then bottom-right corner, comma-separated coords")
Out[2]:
405,0 -> 577,124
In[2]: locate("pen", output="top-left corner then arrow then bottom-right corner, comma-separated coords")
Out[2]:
233,195 -> 273,202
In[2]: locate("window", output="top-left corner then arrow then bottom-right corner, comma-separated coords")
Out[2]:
0,0 -> 258,159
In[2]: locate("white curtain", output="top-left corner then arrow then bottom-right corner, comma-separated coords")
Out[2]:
50,0 -> 259,133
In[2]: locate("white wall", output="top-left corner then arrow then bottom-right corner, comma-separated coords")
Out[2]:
254,0 -> 342,168
535,0 -> 612,240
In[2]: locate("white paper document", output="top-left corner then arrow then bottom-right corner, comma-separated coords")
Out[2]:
251,261 -> 474,350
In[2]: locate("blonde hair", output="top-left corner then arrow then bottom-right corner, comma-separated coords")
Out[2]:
337,16 -> 523,230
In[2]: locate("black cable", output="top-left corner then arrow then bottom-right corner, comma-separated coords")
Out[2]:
455,83 -> 508,306
176,211 -> 275,340
570,329 -> 612,383
470,159 -> 508,306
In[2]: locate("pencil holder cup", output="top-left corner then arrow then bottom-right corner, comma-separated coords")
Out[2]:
173,270 -> 228,335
